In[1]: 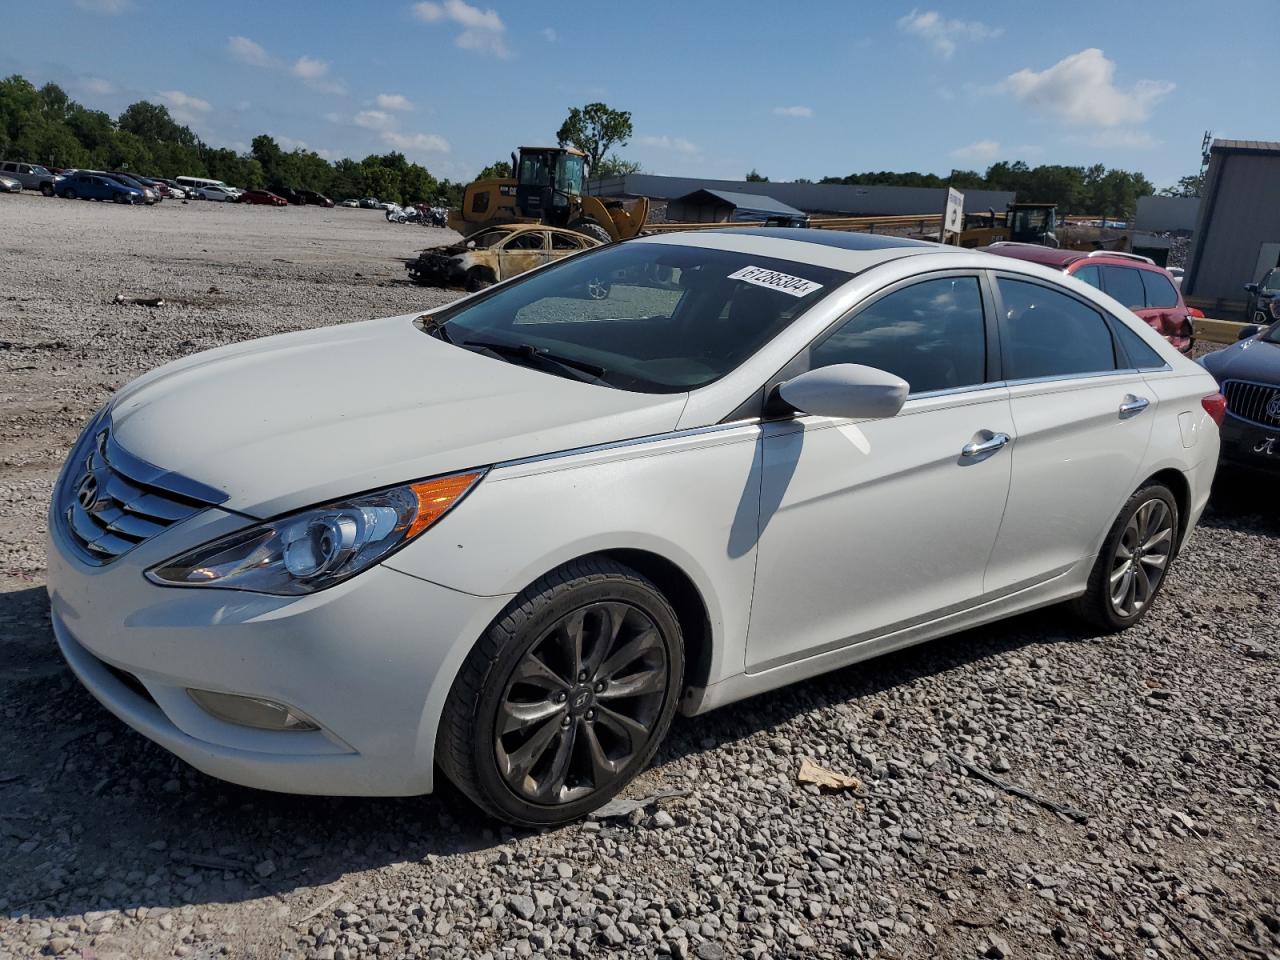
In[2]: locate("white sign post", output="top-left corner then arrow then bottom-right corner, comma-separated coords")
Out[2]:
941,187 -> 964,244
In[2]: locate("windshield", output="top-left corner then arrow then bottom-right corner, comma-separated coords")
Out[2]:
518,152 -> 551,187
427,242 -> 849,393
556,154 -> 584,195
469,229 -> 510,249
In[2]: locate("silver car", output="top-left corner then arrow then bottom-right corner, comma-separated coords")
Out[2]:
0,160 -> 60,195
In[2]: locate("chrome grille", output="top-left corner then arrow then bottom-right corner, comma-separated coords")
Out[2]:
56,422 -> 223,564
1222,379 -> 1280,430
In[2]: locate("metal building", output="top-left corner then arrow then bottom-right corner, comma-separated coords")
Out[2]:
587,173 -> 1014,218
1184,139 -> 1280,316
665,188 -> 807,224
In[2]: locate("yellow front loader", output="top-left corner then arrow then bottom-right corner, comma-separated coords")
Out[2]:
448,146 -> 648,243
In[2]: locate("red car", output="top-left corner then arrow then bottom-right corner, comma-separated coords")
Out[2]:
240,190 -> 288,206
982,244 -> 1199,355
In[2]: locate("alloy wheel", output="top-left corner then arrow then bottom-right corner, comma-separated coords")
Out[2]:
495,602 -> 669,805
1109,498 -> 1174,617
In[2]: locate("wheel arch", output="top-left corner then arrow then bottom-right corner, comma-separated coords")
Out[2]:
1139,466 -> 1192,549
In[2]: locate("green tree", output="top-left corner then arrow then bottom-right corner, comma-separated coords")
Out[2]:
476,159 -> 512,179
595,154 -> 642,177
1158,173 -> 1203,198
118,100 -> 196,147
745,169 -> 769,182
556,102 -> 632,173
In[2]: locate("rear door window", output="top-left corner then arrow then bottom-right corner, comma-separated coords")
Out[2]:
1113,321 -> 1166,370
1100,266 -> 1147,310
811,276 -> 988,394
1072,264 -> 1102,289
1140,270 -> 1179,308
996,277 -> 1117,381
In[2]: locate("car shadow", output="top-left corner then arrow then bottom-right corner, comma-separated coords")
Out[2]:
1199,466 -> 1280,535
1,578 -> 1088,923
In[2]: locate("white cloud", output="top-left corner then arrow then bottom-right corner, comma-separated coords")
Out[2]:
638,135 -> 700,155
354,109 -> 395,131
1003,48 -> 1173,127
950,139 -> 1001,162
156,90 -> 212,124
81,77 -> 116,95
382,130 -> 451,155
413,0 -> 509,57
898,9 -> 1002,58
227,35 -> 276,67
291,56 -> 345,93
157,90 -> 211,113
773,105 -> 813,118
375,93 -> 414,111
540,27 -> 557,42
74,0 -> 131,12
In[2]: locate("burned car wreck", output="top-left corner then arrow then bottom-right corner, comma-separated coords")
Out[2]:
406,223 -> 601,291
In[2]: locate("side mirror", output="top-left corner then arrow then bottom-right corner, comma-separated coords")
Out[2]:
1244,283 -> 1259,294
777,364 -> 908,420
1238,324 -> 1262,341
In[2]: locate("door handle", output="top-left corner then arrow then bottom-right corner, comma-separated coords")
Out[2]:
1119,395 -> 1150,419
961,432 -> 1011,458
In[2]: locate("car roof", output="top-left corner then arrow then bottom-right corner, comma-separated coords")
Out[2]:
981,242 -> 1165,273
634,226 -> 958,273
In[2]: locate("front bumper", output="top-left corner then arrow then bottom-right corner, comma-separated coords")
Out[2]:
1218,413 -> 1280,473
47,506 -> 510,796
406,254 -> 463,287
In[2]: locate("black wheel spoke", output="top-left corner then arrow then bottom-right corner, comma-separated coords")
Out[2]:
499,698 -> 563,735
534,722 -> 578,802
581,721 -> 618,783
600,627 -> 661,682
502,715 -> 561,783
594,704 -> 649,752
511,653 -> 569,692
599,665 -> 666,699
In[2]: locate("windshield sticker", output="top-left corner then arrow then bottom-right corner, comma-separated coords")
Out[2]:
728,265 -> 824,298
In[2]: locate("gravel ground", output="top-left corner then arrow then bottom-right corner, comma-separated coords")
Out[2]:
1,195 -> 1278,960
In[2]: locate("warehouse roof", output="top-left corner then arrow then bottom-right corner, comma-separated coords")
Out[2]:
1209,139 -> 1280,154
673,189 -> 805,217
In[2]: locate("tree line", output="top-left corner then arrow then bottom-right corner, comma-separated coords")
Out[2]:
0,74 -> 459,204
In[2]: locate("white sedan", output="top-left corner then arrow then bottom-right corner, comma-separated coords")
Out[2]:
194,184 -> 238,202
47,229 -> 1223,825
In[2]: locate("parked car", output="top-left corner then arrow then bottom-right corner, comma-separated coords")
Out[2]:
358,197 -> 381,208
240,189 -> 288,206
1167,266 -> 1184,286
299,189 -> 334,208
339,199 -> 359,208
270,185 -> 306,205
983,244 -> 1197,355
47,229 -> 1224,826
106,172 -> 160,204
1244,268 -> 1280,326
157,179 -> 187,199
54,171 -> 142,203
1200,319 -> 1280,473
194,184 -> 239,202
0,174 -> 21,193
0,160 -> 61,195
408,224 -> 600,290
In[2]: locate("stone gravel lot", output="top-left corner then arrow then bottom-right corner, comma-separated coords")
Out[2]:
1,195 -> 1278,960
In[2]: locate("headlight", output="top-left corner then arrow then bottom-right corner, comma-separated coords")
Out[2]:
146,470 -> 485,595
1269,299 -> 1280,320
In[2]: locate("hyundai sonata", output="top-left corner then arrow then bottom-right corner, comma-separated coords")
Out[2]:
48,229 -> 1223,825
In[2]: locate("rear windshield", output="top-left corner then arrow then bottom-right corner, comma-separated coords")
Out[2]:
430,242 -> 850,393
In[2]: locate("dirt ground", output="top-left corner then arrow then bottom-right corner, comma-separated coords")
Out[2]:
1,195 -> 1277,960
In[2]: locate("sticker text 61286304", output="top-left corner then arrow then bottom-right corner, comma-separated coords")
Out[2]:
727,265 -> 824,298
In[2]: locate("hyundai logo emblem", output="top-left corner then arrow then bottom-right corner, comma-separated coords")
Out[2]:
75,473 -> 100,512
1267,394 -> 1280,421
573,691 -> 590,709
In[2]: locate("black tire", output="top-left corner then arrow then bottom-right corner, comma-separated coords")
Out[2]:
464,267 -> 494,292
568,218 -> 612,244
1071,482 -> 1180,632
40,183 -> 54,197
437,557 -> 685,826
64,188 -> 77,200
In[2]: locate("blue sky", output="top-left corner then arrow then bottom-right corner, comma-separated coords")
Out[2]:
2,0 -> 1266,188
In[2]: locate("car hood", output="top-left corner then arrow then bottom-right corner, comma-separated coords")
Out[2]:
1202,337 -> 1280,384
108,314 -> 687,518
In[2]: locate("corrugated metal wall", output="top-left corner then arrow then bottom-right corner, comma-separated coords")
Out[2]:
587,173 -> 1015,217
1134,196 -> 1200,233
1185,151 -> 1280,306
